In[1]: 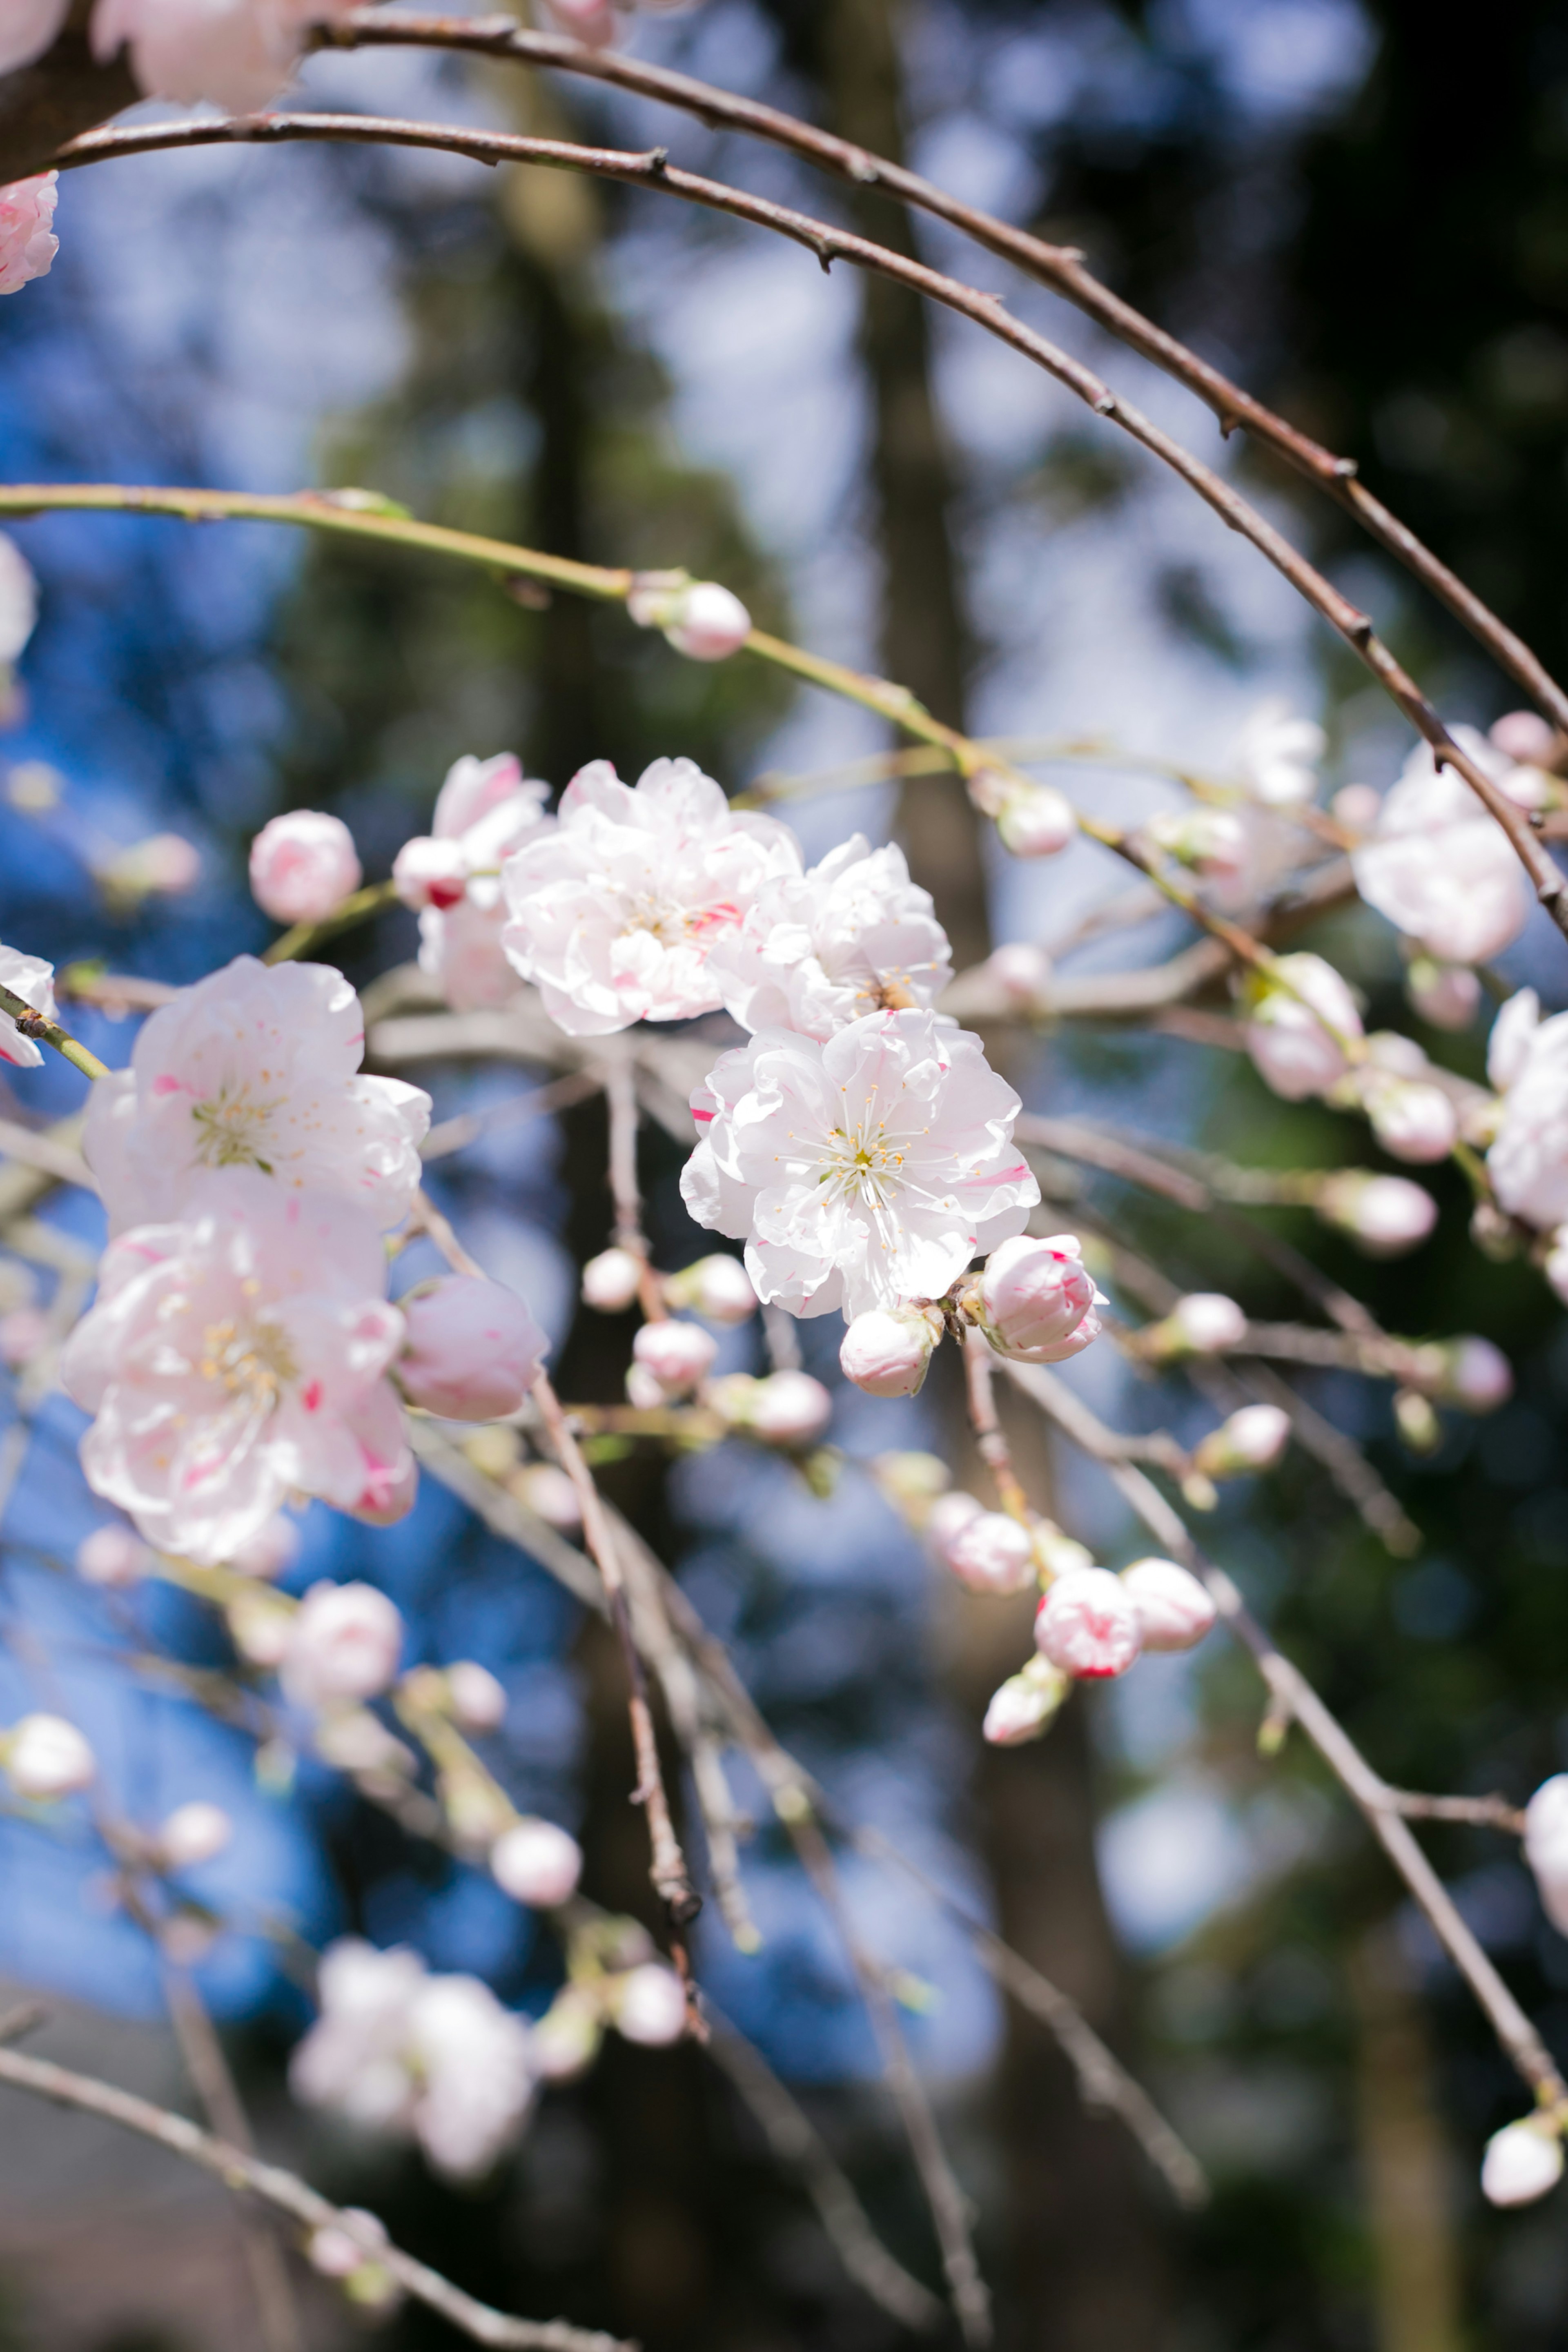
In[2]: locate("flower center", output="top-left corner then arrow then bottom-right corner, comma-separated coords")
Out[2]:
198,1313 -> 297,1409
817,1118 -> 907,1210
622,892 -> 738,949
191,1084 -> 284,1172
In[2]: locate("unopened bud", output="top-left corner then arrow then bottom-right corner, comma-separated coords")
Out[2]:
926,1490 -> 983,1553
4,1712 -> 95,1799
1405,957 -> 1481,1032
611,1962 -> 687,2045
628,572 -> 751,662
158,1800 -> 233,1870
984,941 -> 1052,1009
1365,1076 -> 1457,1165
968,1234 -> 1099,1365
514,1461 -> 581,1530
1316,1171 -> 1437,1257
1120,1558 -> 1216,1653
1192,1403 -> 1291,1482
1144,804 -> 1248,887
1482,2119 -> 1564,2207
1034,1570 -> 1143,1680
1144,1292 -> 1247,1359
447,1661 -> 508,1732
631,1318 -> 718,1397
1490,710 -> 1559,767
839,1304 -> 941,1398
248,809 -> 361,926
942,1510 -> 1036,1595
1394,1388 -> 1443,1454
392,833 -> 469,911
582,1247 -> 643,1313
1524,1774 -> 1568,1935
76,1524 -> 150,1588
663,1254 -> 757,1326
1426,1336 -> 1512,1414
492,1817 -> 583,1907
398,1276 -> 545,1422
982,1654 -> 1069,1746
749,1369 -> 833,1446
281,1582 -> 403,1709
994,782 -> 1076,860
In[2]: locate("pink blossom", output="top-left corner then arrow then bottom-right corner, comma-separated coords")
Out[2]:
158,1800 -> 233,1869
1405,958 -> 1480,1031
249,811 -> 362,926
0,941 -> 56,1069
631,1318 -> 717,1396
942,1510 -> 1036,1595
1034,1569 -> 1142,1679
1492,710 -> 1558,766
396,1276 -> 546,1422
0,534 -> 38,666
4,1712 -> 94,1798
1150,1292 -> 1247,1356
0,1 -> 68,74
581,1247 -> 643,1312
1119,1558 -> 1216,1652
926,1490 -> 982,1554
419,898 -> 521,1013
393,836 -> 470,912
540,0 -> 618,40
628,574 -> 751,660
1364,1075 -> 1457,1164
1144,804 -> 1249,891
663,1254 -> 758,1325
681,1008 -> 1037,1321
1315,1171 -> 1436,1257
1244,953 -> 1363,1101
83,955 -> 429,1235
501,756 -> 797,1035
282,1580 -> 404,1709
410,755 -> 549,1008
92,0 -> 359,109
748,1369 -> 833,1446
491,1818 -> 583,1908
705,835 -> 952,1041
0,174 -> 58,298
1352,731 -> 1532,964
839,1306 -> 941,1398
969,1233 -> 1100,1364
62,1170 -> 414,1564
994,783 -> 1075,859
1431,1336 -> 1512,1414
76,1524 -> 151,1588
610,1963 -> 686,2045
982,1657 -> 1069,1745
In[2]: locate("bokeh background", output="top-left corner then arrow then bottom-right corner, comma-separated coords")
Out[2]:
4,2 -> 1568,2347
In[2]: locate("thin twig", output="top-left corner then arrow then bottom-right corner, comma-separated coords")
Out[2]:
0,981 -> 109,1082
0,2044 -> 629,2352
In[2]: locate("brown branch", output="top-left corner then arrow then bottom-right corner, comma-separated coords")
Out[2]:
1000,1359 -> 1565,2109
0,2043 -> 629,2352
43,111 -> 1568,928
324,9 -> 1568,738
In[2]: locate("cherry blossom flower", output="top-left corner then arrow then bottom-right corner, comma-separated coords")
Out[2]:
631,1318 -> 717,1396
704,835 -> 953,1040
748,1368 -> 833,1445
395,753 -> 549,918
1405,958 -> 1480,1032
500,756 -> 797,1035
1231,700 -> 1325,807
1243,953 -> 1363,1101
608,1963 -> 686,2045
0,942 -> 56,1069
281,1581 -> 404,1710
82,956 -> 430,1236
490,1818 -> 583,1908
249,810 -> 361,927
966,1234 -> 1101,1364
1361,1071 -> 1458,1164
61,1170 -> 414,1565
92,0 -> 359,110
1034,1569 -> 1142,1679
993,782 -> 1076,859
1143,1292 -> 1247,1358
839,1305 -> 941,1398
1481,2120 -> 1564,2208
1486,990 -> 1568,1234
0,535 -> 38,667
290,1938 -> 536,2180
943,1510 -> 1036,1595
1315,1171 -> 1436,1256
581,1248 -> 643,1312
0,174 -> 58,297
982,1656 -> 1069,1745
1191,1403 -> 1290,1481
680,1008 -> 1038,1320
662,1254 -> 757,1325
1119,1558 -> 1216,1651
396,1276 -> 546,1422
1352,731 -> 1533,964
0,0 -> 67,74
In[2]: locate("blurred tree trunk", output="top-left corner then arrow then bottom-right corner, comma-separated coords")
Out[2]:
1348,1927 -> 1464,2352
817,5 -> 1172,2343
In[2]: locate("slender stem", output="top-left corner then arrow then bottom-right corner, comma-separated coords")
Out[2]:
0,980 -> 109,1082
262,877 -> 400,965
323,10 -> 1568,738
42,111 -> 1568,924
962,1330 -> 1031,1520
0,2043 -> 630,2352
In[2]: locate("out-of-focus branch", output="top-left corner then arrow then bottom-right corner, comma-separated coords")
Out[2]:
1003,1359 -> 1566,2110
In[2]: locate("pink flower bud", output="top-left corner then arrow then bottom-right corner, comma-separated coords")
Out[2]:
397,1277 -> 546,1422
249,811 -> 362,925
663,1254 -> 758,1326
1144,805 -> 1248,886
1524,1774 -> 1568,1935
839,1305 -> 940,1398
631,1318 -> 718,1396
76,1524 -> 150,1588
1433,1336 -> 1512,1414
984,942 -> 1053,1008
926,1490 -> 983,1553
158,1800 -> 232,1869
1119,1557 -> 1216,1653
582,1247 -> 643,1313
995,783 -> 1075,859
281,1582 -> 403,1709
972,1234 -> 1099,1364
943,1510 -> 1036,1595
1405,958 -> 1481,1032
1490,710 -> 1558,767
0,173 -> 58,298
5,1712 -> 94,1798
982,1656 -> 1069,1746
1315,1171 -> 1437,1257
102,832 -> 202,901
611,1962 -> 687,2045
1244,953 -> 1362,1101
447,1662 -> 507,1732
229,1511 -> 301,1581
1482,2120 -> 1564,2207
491,1817 -> 583,1908
1365,1076 -> 1457,1164
1148,1292 -> 1247,1357
1034,1570 -> 1142,1679
1191,1404 -> 1291,1482
514,1462 -> 582,1531
666,581 -> 752,662
749,1369 -> 833,1446
392,835 -> 469,911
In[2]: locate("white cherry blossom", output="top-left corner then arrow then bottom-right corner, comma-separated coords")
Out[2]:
679,1007 -> 1038,1320
82,956 -> 430,1236
1487,991 -> 1568,1232
61,1170 -> 414,1565
500,756 -> 797,1035
0,942 -> 56,1069
1352,730 -> 1533,964
706,835 -> 952,1040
